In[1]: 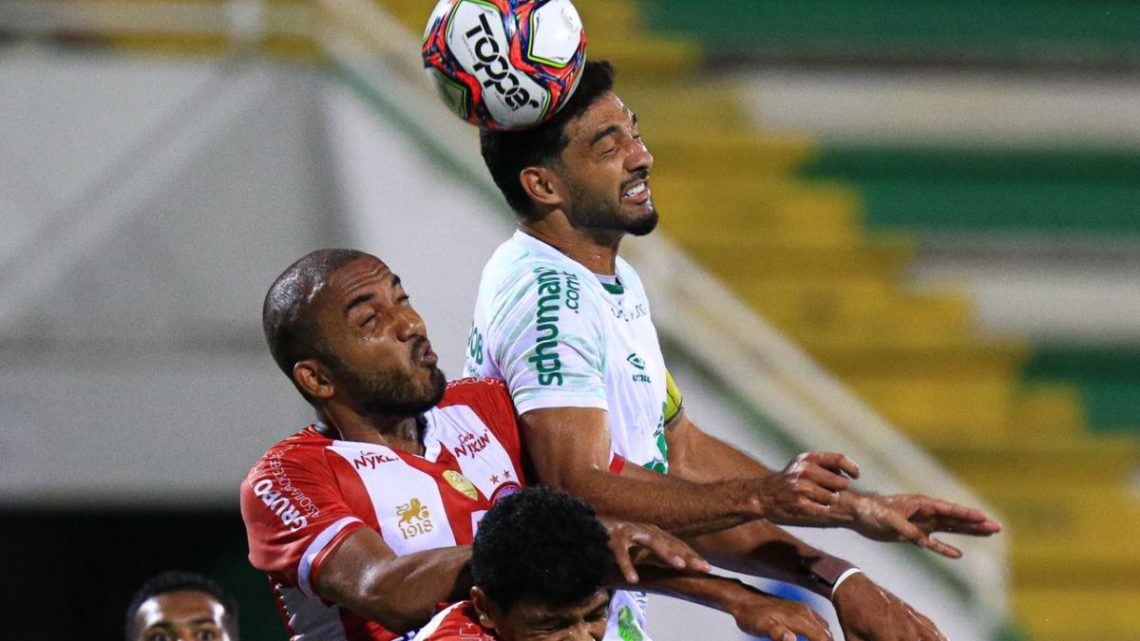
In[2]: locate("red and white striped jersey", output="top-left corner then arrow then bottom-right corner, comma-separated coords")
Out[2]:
411,602 -> 497,641
240,378 -> 526,641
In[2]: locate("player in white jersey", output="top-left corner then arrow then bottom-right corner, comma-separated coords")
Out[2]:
468,60 -> 1002,641
242,249 -> 825,641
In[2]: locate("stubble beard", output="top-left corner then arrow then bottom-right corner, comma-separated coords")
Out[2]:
566,176 -> 659,238
327,353 -> 447,418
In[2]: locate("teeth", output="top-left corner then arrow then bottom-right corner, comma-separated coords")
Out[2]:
623,183 -> 646,198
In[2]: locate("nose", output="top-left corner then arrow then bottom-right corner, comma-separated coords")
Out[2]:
576,620 -> 607,641
624,135 -> 653,174
394,307 -> 426,341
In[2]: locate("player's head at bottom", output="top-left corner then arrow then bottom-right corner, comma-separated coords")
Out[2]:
470,487 -> 615,641
125,570 -> 238,641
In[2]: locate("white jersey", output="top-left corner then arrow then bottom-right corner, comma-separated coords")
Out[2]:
464,230 -> 671,641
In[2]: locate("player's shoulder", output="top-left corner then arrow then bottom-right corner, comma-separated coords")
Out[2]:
413,601 -> 496,641
438,377 -> 513,408
249,426 -> 332,470
481,233 -> 595,296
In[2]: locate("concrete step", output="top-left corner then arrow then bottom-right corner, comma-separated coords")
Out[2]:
983,486 -> 1140,562
1009,382 -> 1088,435
936,434 -> 1140,488
727,281 -> 975,341
692,238 -> 915,280
648,133 -> 817,179
621,83 -> 751,134
1014,587 -> 1140,641
656,178 -> 859,243
588,34 -> 702,80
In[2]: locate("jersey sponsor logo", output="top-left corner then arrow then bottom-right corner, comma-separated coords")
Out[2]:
617,605 -> 645,641
452,431 -> 492,459
529,266 -> 582,386
466,324 -> 484,366
352,451 -> 399,469
627,352 -> 652,383
396,498 -> 435,539
251,478 -> 310,532
443,470 -> 480,500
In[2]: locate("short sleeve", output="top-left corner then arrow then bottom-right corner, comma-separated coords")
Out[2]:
239,443 -> 367,595
486,266 -> 608,415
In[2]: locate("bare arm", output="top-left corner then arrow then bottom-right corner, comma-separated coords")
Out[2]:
314,513 -> 713,632
316,528 -> 473,633
630,569 -> 834,641
667,410 -> 1001,556
519,407 -> 856,535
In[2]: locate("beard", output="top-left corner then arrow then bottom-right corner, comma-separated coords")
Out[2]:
565,174 -> 659,237
326,352 -> 447,418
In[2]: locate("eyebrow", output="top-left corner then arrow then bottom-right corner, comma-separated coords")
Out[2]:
588,113 -> 638,147
146,617 -> 218,630
344,292 -> 375,317
343,274 -> 401,317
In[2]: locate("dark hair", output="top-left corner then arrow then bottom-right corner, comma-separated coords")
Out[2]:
124,571 -> 238,640
471,487 -> 613,612
262,248 -> 370,387
479,60 -> 616,218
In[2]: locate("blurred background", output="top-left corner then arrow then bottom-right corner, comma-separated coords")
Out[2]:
1,1 -> 1138,640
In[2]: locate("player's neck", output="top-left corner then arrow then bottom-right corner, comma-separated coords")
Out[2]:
520,218 -> 621,275
321,409 -> 425,456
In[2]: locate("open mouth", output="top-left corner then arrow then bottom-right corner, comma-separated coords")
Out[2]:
621,178 -> 651,205
416,339 -> 438,367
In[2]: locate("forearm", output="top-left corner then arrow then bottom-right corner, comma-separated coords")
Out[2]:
689,519 -> 854,600
553,463 -> 756,536
320,546 -> 473,632
626,567 -> 759,612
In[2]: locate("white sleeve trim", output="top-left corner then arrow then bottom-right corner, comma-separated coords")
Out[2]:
297,516 -> 363,597
514,394 -> 609,416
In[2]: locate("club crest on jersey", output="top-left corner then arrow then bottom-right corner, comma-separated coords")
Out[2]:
396,498 -> 434,539
443,470 -> 480,500
491,481 -> 521,504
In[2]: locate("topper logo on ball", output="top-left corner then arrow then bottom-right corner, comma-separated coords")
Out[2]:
464,13 -> 540,111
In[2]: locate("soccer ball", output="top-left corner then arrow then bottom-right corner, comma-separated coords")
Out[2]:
422,0 -> 587,130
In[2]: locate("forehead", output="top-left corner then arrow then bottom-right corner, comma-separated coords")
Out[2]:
325,256 -> 392,293
514,588 -> 611,621
136,590 -> 225,627
564,93 -> 633,144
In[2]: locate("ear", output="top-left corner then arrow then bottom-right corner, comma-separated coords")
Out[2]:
519,166 -> 565,210
294,359 -> 335,400
470,586 -> 499,631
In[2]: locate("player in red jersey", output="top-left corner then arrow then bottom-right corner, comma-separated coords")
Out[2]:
243,249 -> 806,641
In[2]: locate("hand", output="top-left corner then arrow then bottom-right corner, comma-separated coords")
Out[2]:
849,494 -> 1003,558
727,586 -> 834,641
745,452 -> 861,524
832,572 -> 947,641
598,516 -> 711,584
